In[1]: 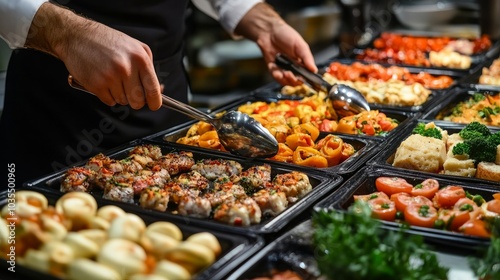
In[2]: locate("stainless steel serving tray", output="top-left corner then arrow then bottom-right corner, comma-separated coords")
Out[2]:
0,189 -> 265,280
24,139 -> 342,235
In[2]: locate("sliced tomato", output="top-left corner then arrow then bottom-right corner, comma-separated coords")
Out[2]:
378,119 -> 394,131
411,179 -> 439,199
354,192 -> 389,202
454,198 -> 481,221
391,193 -> 433,212
436,209 -> 470,231
404,204 -> 438,228
459,219 -> 491,238
486,199 -> 500,214
375,177 -> 413,196
361,123 -> 376,135
367,197 -> 397,221
433,185 -> 466,208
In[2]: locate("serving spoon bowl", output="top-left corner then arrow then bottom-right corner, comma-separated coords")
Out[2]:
275,53 -> 370,117
68,75 -> 279,158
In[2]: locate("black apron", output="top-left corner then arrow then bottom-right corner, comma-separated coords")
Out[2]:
0,0 -> 191,184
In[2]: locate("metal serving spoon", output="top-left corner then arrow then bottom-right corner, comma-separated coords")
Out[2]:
68,75 -> 279,158
275,54 -> 370,117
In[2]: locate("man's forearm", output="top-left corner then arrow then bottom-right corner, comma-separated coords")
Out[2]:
25,2 -> 93,60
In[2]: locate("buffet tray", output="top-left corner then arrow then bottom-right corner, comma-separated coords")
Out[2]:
0,189 -> 265,280
422,85 -> 500,127
253,58 -> 467,112
25,139 -> 342,235
346,31 -> 500,74
366,119 -> 500,185
314,166 -> 496,250
146,124 -> 380,177
225,218 -> 483,280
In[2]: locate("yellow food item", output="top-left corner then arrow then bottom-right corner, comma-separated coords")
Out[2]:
392,134 -> 447,173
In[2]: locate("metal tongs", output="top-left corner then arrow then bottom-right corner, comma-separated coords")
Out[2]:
275,53 -> 370,117
68,75 -> 278,158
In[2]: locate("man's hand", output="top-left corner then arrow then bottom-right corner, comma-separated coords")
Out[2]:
25,2 -> 162,110
234,3 -> 317,86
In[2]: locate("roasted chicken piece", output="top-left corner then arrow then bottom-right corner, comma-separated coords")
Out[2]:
102,182 -> 134,204
213,197 -> 262,226
272,171 -> 312,203
175,170 -> 210,192
139,186 -> 169,211
155,151 -> 195,176
232,164 -> 272,194
252,188 -> 288,217
60,167 -> 96,193
177,193 -> 212,218
191,158 -> 242,180
131,168 -> 170,195
205,180 -> 247,208
128,144 -> 163,161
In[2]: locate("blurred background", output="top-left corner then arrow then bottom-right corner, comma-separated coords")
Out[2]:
0,0 -> 490,114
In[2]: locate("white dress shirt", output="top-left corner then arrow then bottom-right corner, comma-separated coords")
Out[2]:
0,0 -> 262,49
0,0 -> 47,49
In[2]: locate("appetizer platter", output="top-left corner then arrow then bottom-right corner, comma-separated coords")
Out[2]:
270,58 -> 463,112
423,86 -> 500,127
367,120 -> 500,184
350,32 -> 498,72
314,166 -> 499,248
26,140 -> 342,234
0,190 -> 265,280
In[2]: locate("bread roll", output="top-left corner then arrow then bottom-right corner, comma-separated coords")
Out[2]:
393,134 -> 447,173
476,162 -> 500,182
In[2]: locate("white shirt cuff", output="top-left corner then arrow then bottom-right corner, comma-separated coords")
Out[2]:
0,0 -> 48,49
192,0 -> 263,34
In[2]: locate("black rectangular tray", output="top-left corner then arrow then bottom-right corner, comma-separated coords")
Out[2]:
366,119 -> 500,185
0,189 -> 265,280
422,85 -> 500,127
260,58 -> 467,112
146,123 -> 380,177
225,217 -> 483,279
345,32 -> 500,74
313,166 -> 496,249
25,139 -> 342,235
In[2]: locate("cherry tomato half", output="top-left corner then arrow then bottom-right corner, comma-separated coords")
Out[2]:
404,204 -> 438,228
367,197 -> 397,221
433,185 -> 466,208
411,179 -> 439,199
375,177 -> 413,196
459,219 -> 491,238
391,193 -> 433,212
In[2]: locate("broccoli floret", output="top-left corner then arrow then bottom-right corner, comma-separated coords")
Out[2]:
452,142 -> 470,156
488,132 -> 500,146
412,123 -> 442,139
467,138 -> 497,163
459,122 -> 492,140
